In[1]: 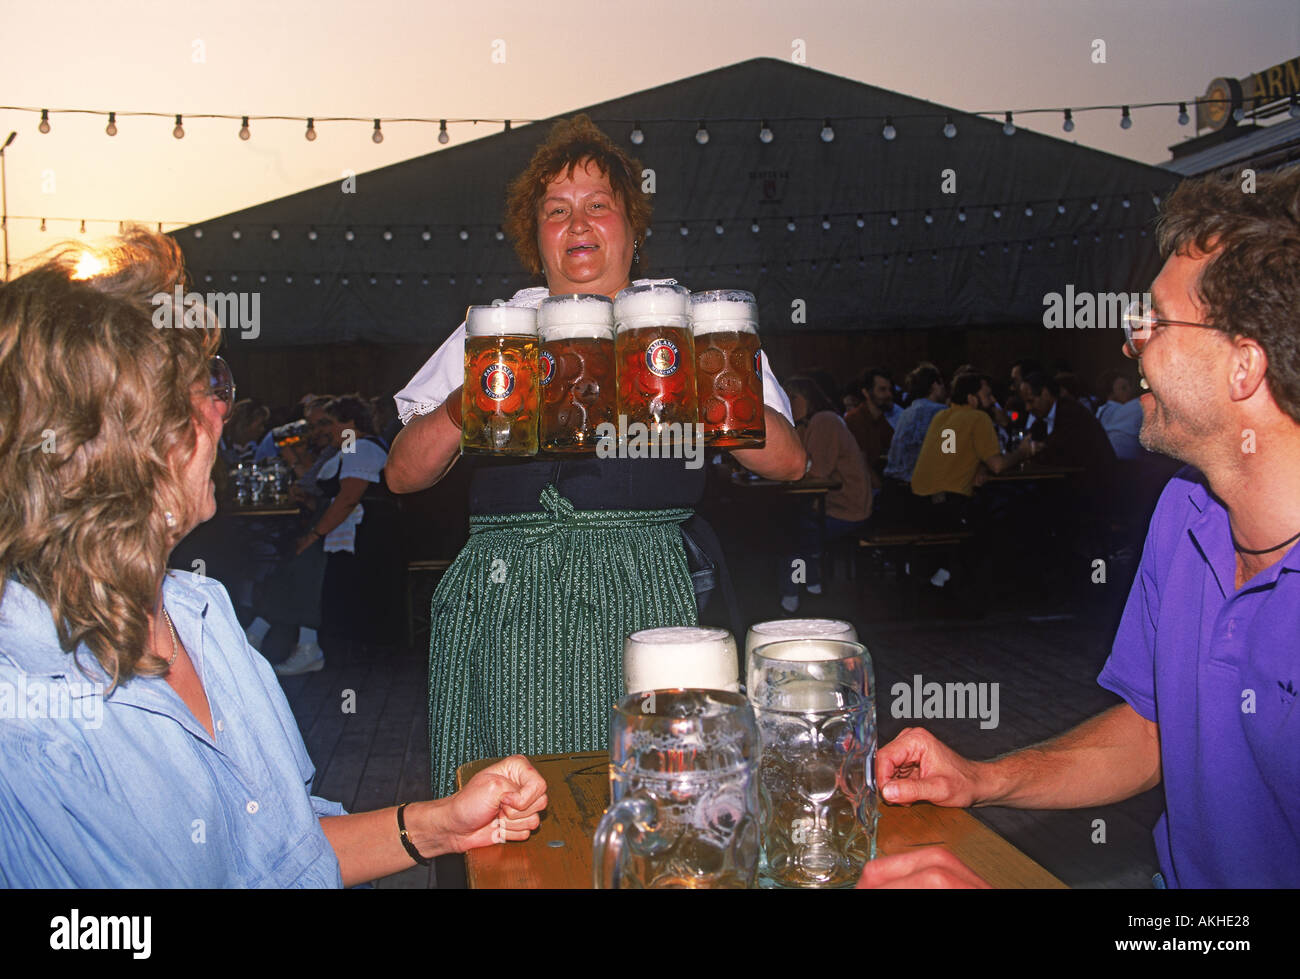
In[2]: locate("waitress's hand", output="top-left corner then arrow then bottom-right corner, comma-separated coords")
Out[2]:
294,532 -> 319,555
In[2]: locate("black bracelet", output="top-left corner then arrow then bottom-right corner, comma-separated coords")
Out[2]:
396,803 -> 432,865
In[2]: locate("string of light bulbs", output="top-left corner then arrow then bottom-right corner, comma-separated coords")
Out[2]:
4,96 -> 1297,144
7,188 -> 1165,241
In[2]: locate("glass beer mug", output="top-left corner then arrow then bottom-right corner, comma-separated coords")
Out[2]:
461,304 -> 539,456
537,294 -> 617,453
691,289 -> 765,448
614,283 -> 697,437
593,689 -> 761,889
623,626 -> 740,696
747,638 -> 877,888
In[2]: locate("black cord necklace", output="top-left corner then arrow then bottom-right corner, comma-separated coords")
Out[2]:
1233,527 -> 1300,556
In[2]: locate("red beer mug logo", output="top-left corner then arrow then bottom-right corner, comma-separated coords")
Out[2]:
461,304 -> 540,456
539,350 -> 556,386
614,283 -> 698,437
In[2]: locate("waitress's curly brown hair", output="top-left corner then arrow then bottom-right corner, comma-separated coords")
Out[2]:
503,114 -> 653,279
0,226 -> 221,686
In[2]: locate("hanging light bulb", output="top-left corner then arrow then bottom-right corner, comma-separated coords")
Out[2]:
313,274 -> 321,285
1024,204 -> 1034,217
943,115 -> 957,139
820,118 -> 835,142
786,219 -> 796,233
369,275 -> 378,285
340,275 -> 349,285
270,227 -> 281,240
285,274 -> 293,284
629,121 -> 644,145
173,114 -> 184,139
232,228 -> 242,240
459,227 -> 469,241
750,220 -> 760,233
714,221 -> 724,236
1177,102 -> 1190,125
881,116 -> 896,141
1090,198 -> 1099,211
923,210 -> 934,225
344,227 -> 355,241
495,225 -> 505,241
438,119 -> 449,144
855,214 -> 865,229
38,109 -> 50,134
193,227 -> 203,239
889,212 -> 899,228
259,273 -> 267,283
239,116 -> 251,140
372,119 -> 384,143
1119,106 -> 1132,130
957,207 -> 967,223
1062,109 -> 1074,133
382,227 -> 393,241
105,112 -> 117,137
305,118 -> 317,141
307,226 -> 319,241
230,273 -> 239,283
421,226 -> 432,242
1057,200 -> 1066,215
821,216 -> 831,231
1121,197 -> 1131,209
1002,112 -> 1015,136
992,205 -> 1002,219
680,223 -> 690,237
758,119 -> 773,143
695,121 -> 710,145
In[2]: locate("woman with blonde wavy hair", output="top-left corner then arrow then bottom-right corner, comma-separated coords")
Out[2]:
0,227 -> 546,887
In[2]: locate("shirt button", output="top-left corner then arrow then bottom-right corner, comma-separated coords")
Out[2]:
246,800 -> 259,814
216,719 -> 225,732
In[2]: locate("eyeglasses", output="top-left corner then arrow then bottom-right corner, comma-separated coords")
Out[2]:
1122,298 -> 1229,359
209,356 -> 236,418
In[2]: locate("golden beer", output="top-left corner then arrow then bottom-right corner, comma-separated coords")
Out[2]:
614,283 -> 698,434
460,305 -> 539,456
691,290 -> 766,448
537,294 -> 617,453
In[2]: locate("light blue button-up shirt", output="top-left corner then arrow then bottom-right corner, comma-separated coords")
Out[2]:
0,572 -> 345,887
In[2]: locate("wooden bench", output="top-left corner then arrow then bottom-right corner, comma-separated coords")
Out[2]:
855,528 -> 974,616
405,558 -> 454,648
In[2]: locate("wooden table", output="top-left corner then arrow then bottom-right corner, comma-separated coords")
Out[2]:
457,751 -> 1066,889
985,464 -> 1083,483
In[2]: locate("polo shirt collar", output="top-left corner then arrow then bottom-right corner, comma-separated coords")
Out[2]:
1184,476 -> 1300,596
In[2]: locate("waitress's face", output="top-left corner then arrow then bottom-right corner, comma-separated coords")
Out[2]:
536,159 -> 635,299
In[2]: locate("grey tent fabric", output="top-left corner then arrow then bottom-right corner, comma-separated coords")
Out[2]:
177,58 -> 1177,346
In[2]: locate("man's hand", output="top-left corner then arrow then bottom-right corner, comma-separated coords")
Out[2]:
876,727 -> 987,808
856,847 -> 991,889
438,755 -> 548,852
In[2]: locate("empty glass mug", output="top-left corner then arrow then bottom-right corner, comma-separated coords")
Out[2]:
593,689 -> 760,889
747,638 -> 877,888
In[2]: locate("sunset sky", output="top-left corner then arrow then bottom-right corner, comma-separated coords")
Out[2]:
1,0 -> 1296,272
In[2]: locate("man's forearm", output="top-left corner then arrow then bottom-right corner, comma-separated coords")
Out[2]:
973,703 -> 1161,809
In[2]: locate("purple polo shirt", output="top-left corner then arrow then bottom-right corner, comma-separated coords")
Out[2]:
1098,468 -> 1300,887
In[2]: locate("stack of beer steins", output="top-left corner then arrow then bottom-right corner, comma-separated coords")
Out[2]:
594,619 -> 877,889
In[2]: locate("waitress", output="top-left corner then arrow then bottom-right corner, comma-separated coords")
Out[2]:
388,115 -> 806,797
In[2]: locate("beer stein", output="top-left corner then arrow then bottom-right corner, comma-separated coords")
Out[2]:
747,638 -> 877,888
623,626 -> 739,695
744,618 -> 858,661
691,289 -> 766,448
613,283 -> 698,438
461,305 -> 539,456
594,689 -> 761,889
537,294 -> 617,453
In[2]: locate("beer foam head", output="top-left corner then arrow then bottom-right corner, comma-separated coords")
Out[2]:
624,626 -> 738,695
614,283 -> 691,331
690,289 -> 758,336
750,638 -> 859,663
749,618 -> 857,642
538,294 -> 615,341
465,304 -> 538,337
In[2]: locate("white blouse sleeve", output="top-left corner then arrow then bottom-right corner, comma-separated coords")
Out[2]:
760,352 -> 794,424
393,322 -> 466,426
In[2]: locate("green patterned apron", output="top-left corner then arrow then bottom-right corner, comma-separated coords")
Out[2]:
428,484 -> 697,796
